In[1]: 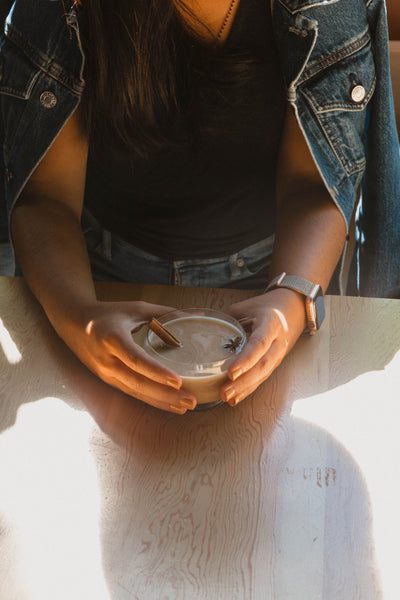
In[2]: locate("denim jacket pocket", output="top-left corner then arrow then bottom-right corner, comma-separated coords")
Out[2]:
0,38 -> 41,156
0,38 -> 40,100
298,34 -> 376,176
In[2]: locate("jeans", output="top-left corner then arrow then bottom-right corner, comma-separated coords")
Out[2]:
82,210 -> 274,291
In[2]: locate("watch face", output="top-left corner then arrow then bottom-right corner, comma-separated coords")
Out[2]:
305,286 -> 325,333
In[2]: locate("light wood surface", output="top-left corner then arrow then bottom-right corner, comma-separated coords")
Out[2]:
0,276 -> 400,600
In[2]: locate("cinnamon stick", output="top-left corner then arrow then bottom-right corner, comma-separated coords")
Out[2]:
147,318 -> 182,348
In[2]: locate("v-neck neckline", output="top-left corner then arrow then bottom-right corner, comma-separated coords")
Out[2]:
180,0 -> 245,50
218,0 -> 246,49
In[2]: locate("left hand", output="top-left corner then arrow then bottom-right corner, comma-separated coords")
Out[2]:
220,288 -> 307,406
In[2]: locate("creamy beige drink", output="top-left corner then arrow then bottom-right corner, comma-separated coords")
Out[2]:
145,309 -> 246,409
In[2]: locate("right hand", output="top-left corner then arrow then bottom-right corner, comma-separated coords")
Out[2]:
59,300 -> 197,414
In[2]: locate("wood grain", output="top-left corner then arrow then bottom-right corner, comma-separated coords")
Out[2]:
0,277 -> 399,599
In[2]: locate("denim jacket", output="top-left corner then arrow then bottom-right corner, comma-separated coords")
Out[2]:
1,0 -> 399,297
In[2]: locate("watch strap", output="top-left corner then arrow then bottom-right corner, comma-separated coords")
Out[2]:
265,273 -> 316,297
270,275 -> 316,298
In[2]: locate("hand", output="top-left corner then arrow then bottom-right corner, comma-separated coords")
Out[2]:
59,300 -> 197,414
220,289 -> 306,406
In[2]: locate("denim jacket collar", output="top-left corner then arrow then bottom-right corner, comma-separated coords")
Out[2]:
275,0 -> 339,15
272,0 -> 318,92
5,0 -> 84,94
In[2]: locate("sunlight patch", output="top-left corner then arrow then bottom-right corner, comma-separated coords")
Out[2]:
0,318 -> 22,364
0,397 -> 111,600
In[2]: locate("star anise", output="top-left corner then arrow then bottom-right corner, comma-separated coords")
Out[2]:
223,335 -> 243,353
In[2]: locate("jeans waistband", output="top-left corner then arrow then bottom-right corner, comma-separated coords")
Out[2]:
82,208 -> 274,289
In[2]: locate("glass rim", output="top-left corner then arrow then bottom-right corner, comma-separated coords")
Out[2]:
145,307 -> 246,370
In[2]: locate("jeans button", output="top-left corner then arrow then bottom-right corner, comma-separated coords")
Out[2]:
237,258 -> 245,268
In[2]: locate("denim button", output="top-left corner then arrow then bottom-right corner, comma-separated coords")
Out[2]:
40,91 -> 57,109
351,85 -> 366,103
237,258 -> 245,267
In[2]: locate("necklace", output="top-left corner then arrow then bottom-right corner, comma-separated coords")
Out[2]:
217,0 -> 237,40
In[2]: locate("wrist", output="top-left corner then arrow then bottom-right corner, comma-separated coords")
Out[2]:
50,295 -> 101,340
265,272 -> 325,335
264,287 -> 307,333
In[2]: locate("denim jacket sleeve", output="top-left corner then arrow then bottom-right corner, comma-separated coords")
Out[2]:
0,0 -> 84,243
0,0 -> 14,241
272,0 -> 400,297
356,0 -> 400,298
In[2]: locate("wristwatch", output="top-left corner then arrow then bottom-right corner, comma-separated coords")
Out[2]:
265,272 -> 325,335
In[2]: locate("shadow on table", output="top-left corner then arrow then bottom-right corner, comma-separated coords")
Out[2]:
83,381 -> 383,599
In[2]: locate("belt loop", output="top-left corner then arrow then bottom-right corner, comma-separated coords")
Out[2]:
101,230 -> 112,261
229,252 -> 241,279
171,261 -> 180,286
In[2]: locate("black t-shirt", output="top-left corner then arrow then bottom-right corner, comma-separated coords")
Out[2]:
84,0 -> 286,260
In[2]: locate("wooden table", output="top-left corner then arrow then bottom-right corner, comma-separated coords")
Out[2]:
1,276 -> 399,600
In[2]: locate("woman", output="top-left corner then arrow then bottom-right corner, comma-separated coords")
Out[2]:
1,0 -> 398,413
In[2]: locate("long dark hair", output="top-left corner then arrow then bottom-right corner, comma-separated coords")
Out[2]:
75,0 -> 256,157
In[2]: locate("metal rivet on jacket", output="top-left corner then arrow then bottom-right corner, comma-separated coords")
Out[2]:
351,85 -> 366,103
39,91 -> 57,109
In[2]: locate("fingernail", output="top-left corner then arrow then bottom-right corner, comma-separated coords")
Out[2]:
229,393 -> 244,407
225,388 -> 236,402
231,367 -> 242,381
180,397 -> 196,410
169,404 -> 186,415
167,378 -> 181,390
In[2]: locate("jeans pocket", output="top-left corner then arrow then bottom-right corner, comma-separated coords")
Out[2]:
237,235 -> 274,276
